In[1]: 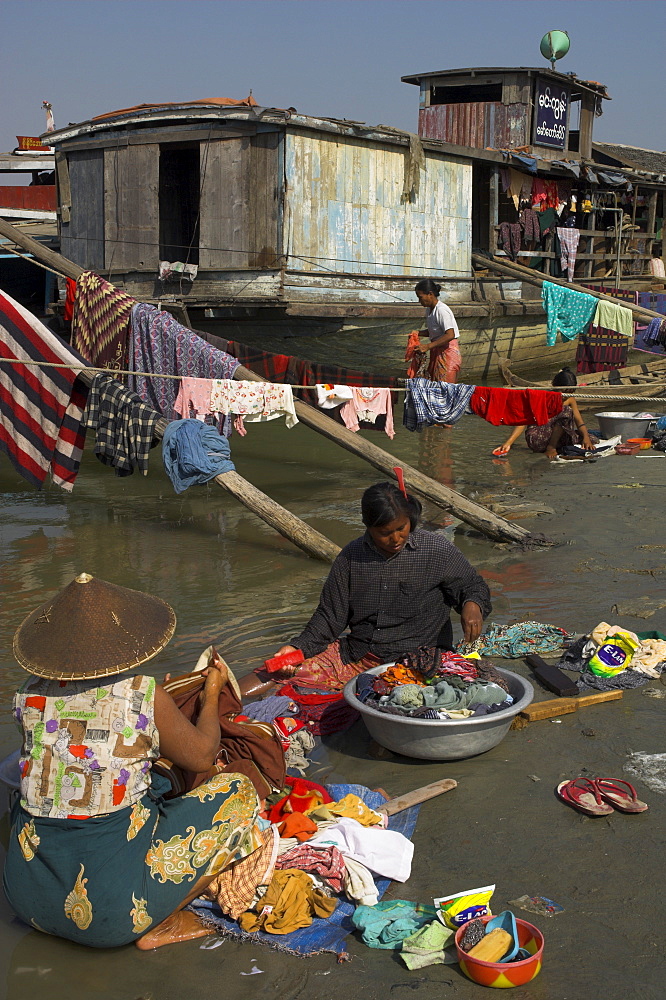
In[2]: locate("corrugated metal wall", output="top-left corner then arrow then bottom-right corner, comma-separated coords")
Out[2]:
419,104 -> 527,150
283,132 -> 471,277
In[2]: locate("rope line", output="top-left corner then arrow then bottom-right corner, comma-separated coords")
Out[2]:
0,357 -> 663,402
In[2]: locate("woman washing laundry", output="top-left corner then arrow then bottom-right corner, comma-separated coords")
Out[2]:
241,481 -> 491,697
494,368 -> 597,460
4,575 -> 263,950
409,278 -> 462,383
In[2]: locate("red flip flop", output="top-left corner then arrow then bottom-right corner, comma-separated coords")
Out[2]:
556,778 -> 614,817
594,778 -> 649,814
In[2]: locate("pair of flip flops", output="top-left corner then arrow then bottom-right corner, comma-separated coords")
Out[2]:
556,777 -> 648,817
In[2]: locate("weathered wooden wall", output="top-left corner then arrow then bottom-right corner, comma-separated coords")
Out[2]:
199,132 -> 281,269
282,131 -> 472,278
60,149 -> 105,269
103,144 -> 159,270
418,104 -> 527,150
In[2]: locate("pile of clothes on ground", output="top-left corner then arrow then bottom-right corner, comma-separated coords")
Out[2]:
557,622 -> 666,692
355,649 -> 513,720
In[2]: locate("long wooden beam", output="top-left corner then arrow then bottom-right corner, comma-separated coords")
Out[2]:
0,217 -> 537,545
472,251 -> 663,323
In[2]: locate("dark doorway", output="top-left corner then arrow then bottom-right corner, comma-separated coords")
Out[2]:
159,146 -> 200,264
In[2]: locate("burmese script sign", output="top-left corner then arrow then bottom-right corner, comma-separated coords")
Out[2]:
533,78 -> 569,149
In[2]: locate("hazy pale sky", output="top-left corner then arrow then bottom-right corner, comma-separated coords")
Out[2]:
1,0 -> 664,154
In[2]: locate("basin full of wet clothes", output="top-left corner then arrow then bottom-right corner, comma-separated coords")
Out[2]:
355,649 -> 513,720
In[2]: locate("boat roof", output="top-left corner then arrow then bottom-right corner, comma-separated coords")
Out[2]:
593,142 -> 666,176
401,66 -> 610,100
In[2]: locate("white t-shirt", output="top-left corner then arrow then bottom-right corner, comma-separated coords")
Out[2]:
425,300 -> 459,341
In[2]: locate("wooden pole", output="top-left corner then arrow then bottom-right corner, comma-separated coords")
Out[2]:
0,217 -> 539,545
472,251 -> 664,322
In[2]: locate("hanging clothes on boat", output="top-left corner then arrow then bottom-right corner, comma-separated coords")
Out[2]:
128,303 -> 239,419
315,384 -> 354,408
71,271 -> 135,369
161,418 -> 235,494
469,386 -> 563,426
0,288 -> 89,491
498,222 -> 522,261
556,228 -> 580,281
339,387 -> 395,439
576,327 -> 629,373
403,379 -> 474,432
209,380 -> 298,435
592,299 -> 634,339
506,169 -> 532,210
84,373 -> 159,477
541,282 -> 598,346
519,209 -> 540,244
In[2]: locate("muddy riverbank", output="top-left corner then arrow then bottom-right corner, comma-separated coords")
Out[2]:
1,409 -> 665,999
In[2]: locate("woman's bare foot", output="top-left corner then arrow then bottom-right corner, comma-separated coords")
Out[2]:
545,446 -> 558,461
135,910 -> 210,950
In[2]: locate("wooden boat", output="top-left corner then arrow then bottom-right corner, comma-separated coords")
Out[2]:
498,357 -> 666,398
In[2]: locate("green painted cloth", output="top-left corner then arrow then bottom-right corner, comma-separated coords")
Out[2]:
401,919 -> 457,969
542,281 -> 598,346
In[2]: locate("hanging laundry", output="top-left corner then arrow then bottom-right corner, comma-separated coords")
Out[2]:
84,373 -> 159,477
0,288 -> 88,491
62,278 -> 76,323
556,228 -> 580,281
315,384 -> 354,408
161,418 -> 235,494
519,209 -> 540,244
576,327 -> 629,373
128,303 -> 238,419
592,300 -> 634,339
174,377 -> 214,420
209,380 -> 298,435
71,271 -> 135,369
541,282 -> 598,346
498,222 -> 522,261
643,318 -> 664,347
506,169 -> 532,210
339,387 -> 395,439
469,386 -> 564,426
403,379 -> 474,432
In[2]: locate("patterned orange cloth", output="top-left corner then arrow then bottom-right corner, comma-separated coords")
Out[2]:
377,665 -> 427,691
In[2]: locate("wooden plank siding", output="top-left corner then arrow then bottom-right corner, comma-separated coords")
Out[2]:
419,103 -> 527,150
199,133 -> 281,269
60,149 -> 105,269
103,144 -> 159,270
283,131 -> 471,278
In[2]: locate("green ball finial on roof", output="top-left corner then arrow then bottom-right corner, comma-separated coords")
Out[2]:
540,30 -> 570,70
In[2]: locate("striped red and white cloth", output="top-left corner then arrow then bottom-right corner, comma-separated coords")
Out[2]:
0,289 -> 88,491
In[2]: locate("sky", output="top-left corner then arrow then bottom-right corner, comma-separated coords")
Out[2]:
1,0 -> 665,156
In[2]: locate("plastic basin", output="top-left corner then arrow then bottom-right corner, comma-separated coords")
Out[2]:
455,913 -> 544,988
343,665 -> 533,760
595,411 -> 652,441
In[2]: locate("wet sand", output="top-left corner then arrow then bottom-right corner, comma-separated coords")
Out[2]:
1,410 -> 665,999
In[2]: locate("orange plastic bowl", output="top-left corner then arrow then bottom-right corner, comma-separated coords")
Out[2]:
626,438 -> 652,450
455,913 -> 544,989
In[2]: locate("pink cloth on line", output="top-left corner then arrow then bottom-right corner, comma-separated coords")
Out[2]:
339,387 -> 395,439
174,377 -> 214,420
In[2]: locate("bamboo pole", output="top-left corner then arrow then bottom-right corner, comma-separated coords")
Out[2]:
472,251 -> 664,322
0,217 -> 538,545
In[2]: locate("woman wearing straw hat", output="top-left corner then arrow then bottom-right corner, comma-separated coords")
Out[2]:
3,573 -> 264,950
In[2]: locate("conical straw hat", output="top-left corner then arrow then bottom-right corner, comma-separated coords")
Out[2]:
13,573 -> 176,681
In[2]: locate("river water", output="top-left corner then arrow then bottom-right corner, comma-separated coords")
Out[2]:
1,409 -> 665,999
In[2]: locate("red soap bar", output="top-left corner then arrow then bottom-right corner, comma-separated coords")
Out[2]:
263,649 -> 304,674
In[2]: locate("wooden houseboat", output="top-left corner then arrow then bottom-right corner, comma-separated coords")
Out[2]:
43,68 -> 666,382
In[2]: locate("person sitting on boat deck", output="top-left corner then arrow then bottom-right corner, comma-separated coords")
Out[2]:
241,482 -> 491,697
649,243 -> 665,279
3,574 -> 264,951
494,368 -> 597,461
410,278 -> 462,383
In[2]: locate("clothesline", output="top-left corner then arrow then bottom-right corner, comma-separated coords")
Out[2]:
0,357 -> 663,403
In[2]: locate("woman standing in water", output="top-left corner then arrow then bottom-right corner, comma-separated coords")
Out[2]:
411,278 -> 462,383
